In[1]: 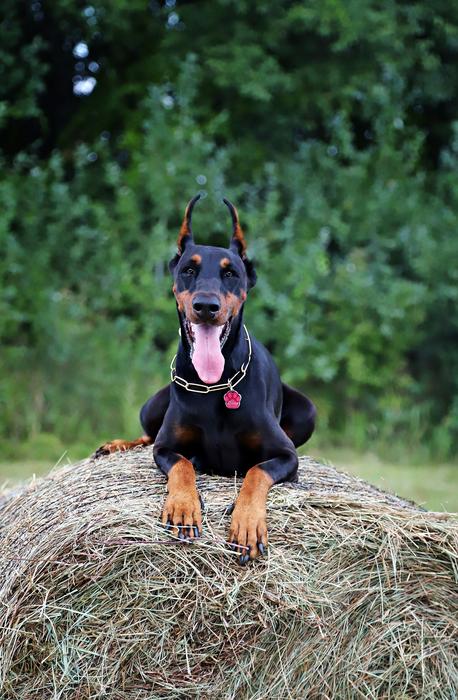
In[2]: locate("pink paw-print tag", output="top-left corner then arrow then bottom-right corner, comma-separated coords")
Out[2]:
224,389 -> 242,409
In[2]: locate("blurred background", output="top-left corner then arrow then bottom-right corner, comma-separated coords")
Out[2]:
1,1 -> 457,509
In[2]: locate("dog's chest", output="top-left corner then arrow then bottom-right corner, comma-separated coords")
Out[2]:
178,398 -> 261,475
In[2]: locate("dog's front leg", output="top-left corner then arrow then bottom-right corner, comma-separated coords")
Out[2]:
229,450 -> 298,564
154,447 -> 202,539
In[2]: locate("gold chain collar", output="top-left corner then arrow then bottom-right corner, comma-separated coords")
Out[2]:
170,324 -> 252,394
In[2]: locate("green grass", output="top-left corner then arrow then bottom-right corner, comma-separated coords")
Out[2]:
1,445 -> 457,513
308,447 -> 458,512
0,459 -> 68,487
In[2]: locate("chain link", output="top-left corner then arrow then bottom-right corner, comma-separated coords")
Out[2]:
170,325 -> 252,393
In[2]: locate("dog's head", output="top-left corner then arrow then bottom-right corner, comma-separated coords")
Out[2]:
169,195 -> 256,384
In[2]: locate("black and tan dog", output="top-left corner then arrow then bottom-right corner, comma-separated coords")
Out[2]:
95,195 -> 316,564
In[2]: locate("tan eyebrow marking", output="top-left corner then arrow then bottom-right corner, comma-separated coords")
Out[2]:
220,257 -> 231,268
191,254 -> 202,264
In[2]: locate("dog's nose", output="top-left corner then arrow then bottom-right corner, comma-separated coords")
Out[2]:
192,295 -> 221,321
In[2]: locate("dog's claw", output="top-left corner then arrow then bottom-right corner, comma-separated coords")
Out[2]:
224,501 -> 235,516
92,447 -> 108,460
198,492 -> 206,512
231,543 -> 251,565
229,539 -> 265,562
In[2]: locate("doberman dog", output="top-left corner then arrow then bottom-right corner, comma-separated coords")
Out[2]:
95,195 -> 316,564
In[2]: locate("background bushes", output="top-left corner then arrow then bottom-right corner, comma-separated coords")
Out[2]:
1,1 -> 458,459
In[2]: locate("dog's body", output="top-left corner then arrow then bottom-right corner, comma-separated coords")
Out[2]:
141,329 -> 315,478
96,196 -> 315,563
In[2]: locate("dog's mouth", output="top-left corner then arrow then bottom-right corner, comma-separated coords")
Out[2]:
184,320 -> 231,385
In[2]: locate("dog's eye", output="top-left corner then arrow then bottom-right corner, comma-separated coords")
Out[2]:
224,270 -> 234,278
184,268 -> 196,276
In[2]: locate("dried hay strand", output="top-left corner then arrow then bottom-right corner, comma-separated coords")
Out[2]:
0,448 -> 457,700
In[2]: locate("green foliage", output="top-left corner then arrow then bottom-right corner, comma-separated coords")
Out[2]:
0,4 -> 47,127
1,0 -> 458,459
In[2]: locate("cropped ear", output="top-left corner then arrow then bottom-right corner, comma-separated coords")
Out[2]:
244,257 -> 257,289
223,198 -> 247,259
168,253 -> 180,273
176,194 -> 201,255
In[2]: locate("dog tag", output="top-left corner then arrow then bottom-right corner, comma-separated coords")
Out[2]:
224,390 -> 242,409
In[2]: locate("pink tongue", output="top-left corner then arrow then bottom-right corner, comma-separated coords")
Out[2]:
191,323 -> 224,384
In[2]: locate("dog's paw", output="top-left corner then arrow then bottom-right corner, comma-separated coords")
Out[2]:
92,439 -> 129,459
162,488 -> 202,540
92,437 -> 151,460
228,504 -> 268,565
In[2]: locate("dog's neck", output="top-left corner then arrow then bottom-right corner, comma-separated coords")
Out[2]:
175,310 -> 248,383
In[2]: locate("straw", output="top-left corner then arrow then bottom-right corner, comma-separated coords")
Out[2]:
0,447 -> 456,699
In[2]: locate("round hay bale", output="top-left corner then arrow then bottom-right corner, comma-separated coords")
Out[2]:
0,448 -> 456,699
